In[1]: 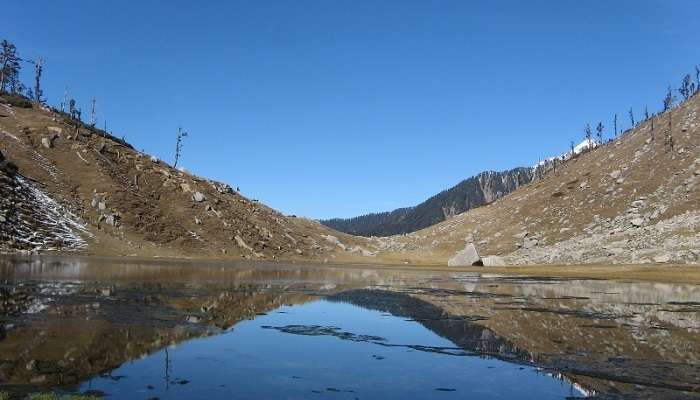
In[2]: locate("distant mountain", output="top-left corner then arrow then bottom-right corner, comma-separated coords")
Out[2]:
321,167 -> 535,237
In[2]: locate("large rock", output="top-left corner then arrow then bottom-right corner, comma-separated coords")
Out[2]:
630,218 -> 644,227
448,243 -> 482,266
41,137 -> 53,149
192,191 -> 206,202
653,254 -> 671,263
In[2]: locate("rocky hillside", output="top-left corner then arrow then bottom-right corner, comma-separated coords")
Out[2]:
0,95 -> 370,261
365,91 -> 700,266
321,167 -> 534,236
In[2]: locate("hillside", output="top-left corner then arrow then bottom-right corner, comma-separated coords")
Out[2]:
321,167 -> 534,236
364,91 -> 700,265
0,95 -> 370,261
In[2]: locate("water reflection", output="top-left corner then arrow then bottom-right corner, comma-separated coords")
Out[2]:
0,255 -> 698,399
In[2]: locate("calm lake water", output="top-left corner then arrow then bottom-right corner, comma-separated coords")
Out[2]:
1,256 -> 699,399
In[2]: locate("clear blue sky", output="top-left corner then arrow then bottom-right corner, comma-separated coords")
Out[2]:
3,1 -> 699,219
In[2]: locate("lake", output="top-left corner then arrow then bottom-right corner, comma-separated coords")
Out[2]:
0,256 -> 699,399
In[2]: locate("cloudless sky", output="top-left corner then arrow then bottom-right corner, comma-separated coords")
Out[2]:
2,1 -> 699,219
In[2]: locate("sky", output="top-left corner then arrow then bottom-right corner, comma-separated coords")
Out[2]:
2,1 -> 699,219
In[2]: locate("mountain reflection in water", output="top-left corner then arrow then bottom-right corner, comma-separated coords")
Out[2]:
0,255 -> 698,399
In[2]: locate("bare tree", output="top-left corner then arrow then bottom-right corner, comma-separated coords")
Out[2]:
173,127 -> 188,168
90,97 -> 97,126
584,123 -> 592,149
663,86 -> 675,112
628,108 -> 635,127
29,57 -> 44,103
0,40 -> 21,93
61,86 -> 69,113
679,74 -> 692,101
595,122 -> 604,144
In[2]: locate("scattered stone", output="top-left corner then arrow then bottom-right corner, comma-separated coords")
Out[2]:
482,255 -> 506,267
610,170 -> 621,179
653,254 -> 671,263
41,137 -> 53,149
630,218 -> 644,227
234,235 -> 253,251
105,213 -> 121,227
513,231 -> 528,240
192,192 -> 206,202
523,237 -> 538,249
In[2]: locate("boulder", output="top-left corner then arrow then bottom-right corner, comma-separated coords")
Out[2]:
482,255 -> 506,267
47,126 -> 63,135
630,218 -> 644,227
41,137 -> 53,149
192,192 -> 206,202
513,231 -> 528,240
523,238 -> 538,249
234,235 -> 252,251
653,254 -> 671,263
448,243 -> 482,266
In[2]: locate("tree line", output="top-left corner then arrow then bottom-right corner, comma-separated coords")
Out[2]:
534,64 -> 699,178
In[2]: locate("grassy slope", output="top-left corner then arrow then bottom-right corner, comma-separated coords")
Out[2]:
368,92 -> 700,265
0,98 -> 368,261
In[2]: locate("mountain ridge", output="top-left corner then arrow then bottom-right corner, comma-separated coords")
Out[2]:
321,167 -> 535,236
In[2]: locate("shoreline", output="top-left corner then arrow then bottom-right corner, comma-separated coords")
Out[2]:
1,252 -> 699,285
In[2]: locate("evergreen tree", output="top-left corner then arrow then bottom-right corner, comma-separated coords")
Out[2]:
0,40 -> 21,93
613,114 -> 618,137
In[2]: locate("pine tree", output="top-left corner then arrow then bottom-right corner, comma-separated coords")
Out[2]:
644,106 -> 649,121
613,114 -> 618,137
0,40 -> 21,93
